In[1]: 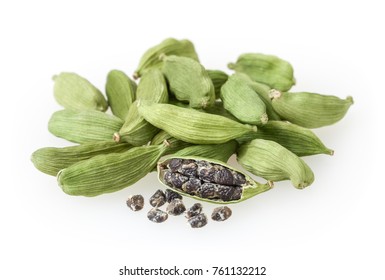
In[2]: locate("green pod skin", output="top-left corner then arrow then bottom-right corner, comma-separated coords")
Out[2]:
228,53 -> 296,92
251,121 -> 334,156
271,90 -> 354,128
106,70 -> 137,120
58,141 -> 182,197
234,73 -> 281,121
173,140 -> 238,163
31,141 -> 132,176
237,139 -> 315,189
133,38 -> 199,78
53,72 -> 108,112
138,103 -> 257,145
158,156 -> 273,204
161,55 -> 215,108
169,98 -> 237,121
202,101 -> 239,121
115,100 -> 159,146
236,120 -> 333,155
136,68 -> 168,103
48,109 -> 123,144
220,74 -> 268,125
207,69 -> 229,99
150,130 -> 191,154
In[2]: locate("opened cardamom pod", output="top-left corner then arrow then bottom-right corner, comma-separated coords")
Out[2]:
158,156 -> 273,204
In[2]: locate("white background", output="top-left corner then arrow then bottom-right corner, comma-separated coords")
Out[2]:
1,0 -> 384,279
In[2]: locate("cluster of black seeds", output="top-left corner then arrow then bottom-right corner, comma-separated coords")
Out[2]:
127,188 -> 233,227
163,158 -> 245,201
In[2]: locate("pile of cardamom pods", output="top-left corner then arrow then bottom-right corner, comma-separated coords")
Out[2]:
31,38 -> 353,204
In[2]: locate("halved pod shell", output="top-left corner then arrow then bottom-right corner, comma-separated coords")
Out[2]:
158,156 -> 273,204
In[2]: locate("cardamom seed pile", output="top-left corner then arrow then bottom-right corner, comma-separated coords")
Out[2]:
31,37 -> 353,206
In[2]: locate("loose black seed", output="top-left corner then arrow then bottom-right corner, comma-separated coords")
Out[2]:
188,213 -> 208,228
126,195 -> 144,211
166,199 -> 186,216
196,160 -> 212,168
163,171 -> 188,189
198,166 -> 216,182
185,203 -> 203,218
214,168 -> 234,185
199,183 -> 217,198
211,206 -> 232,221
147,208 -> 168,223
168,158 -> 183,172
182,178 -> 202,195
178,161 -> 198,177
232,171 -> 246,185
216,185 -> 235,201
149,189 -> 166,207
165,189 -> 183,203
231,186 -> 243,200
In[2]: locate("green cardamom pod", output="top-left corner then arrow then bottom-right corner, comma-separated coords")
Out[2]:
158,156 -> 273,204
58,146 -> 162,197
114,100 -> 159,146
53,72 -> 108,112
58,140 -> 180,197
31,141 -> 132,176
207,69 -> 228,99
106,70 -> 136,120
169,98 -> 238,121
136,68 -> 168,103
150,130 -> 191,155
228,53 -> 296,92
249,121 -> 334,156
138,103 -> 257,144
161,55 -> 215,108
133,38 -> 199,78
234,73 -> 281,121
270,90 -> 354,128
237,139 -> 314,189
174,140 -> 238,163
48,109 -> 123,143
220,74 -> 268,125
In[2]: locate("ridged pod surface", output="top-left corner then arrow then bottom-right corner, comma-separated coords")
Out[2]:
271,90 -> 354,128
220,74 -> 268,125
48,109 -> 123,144
173,140 -> 238,163
161,55 -> 215,108
234,73 -> 281,120
106,70 -> 136,119
134,38 -> 199,78
53,72 -> 108,112
58,142 -> 178,196
237,139 -> 314,189
138,103 -> 257,144
116,100 -> 159,146
31,141 -> 132,176
136,68 -> 168,103
252,121 -> 333,156
207,69 -> 228,99
228,53 -> 295,92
